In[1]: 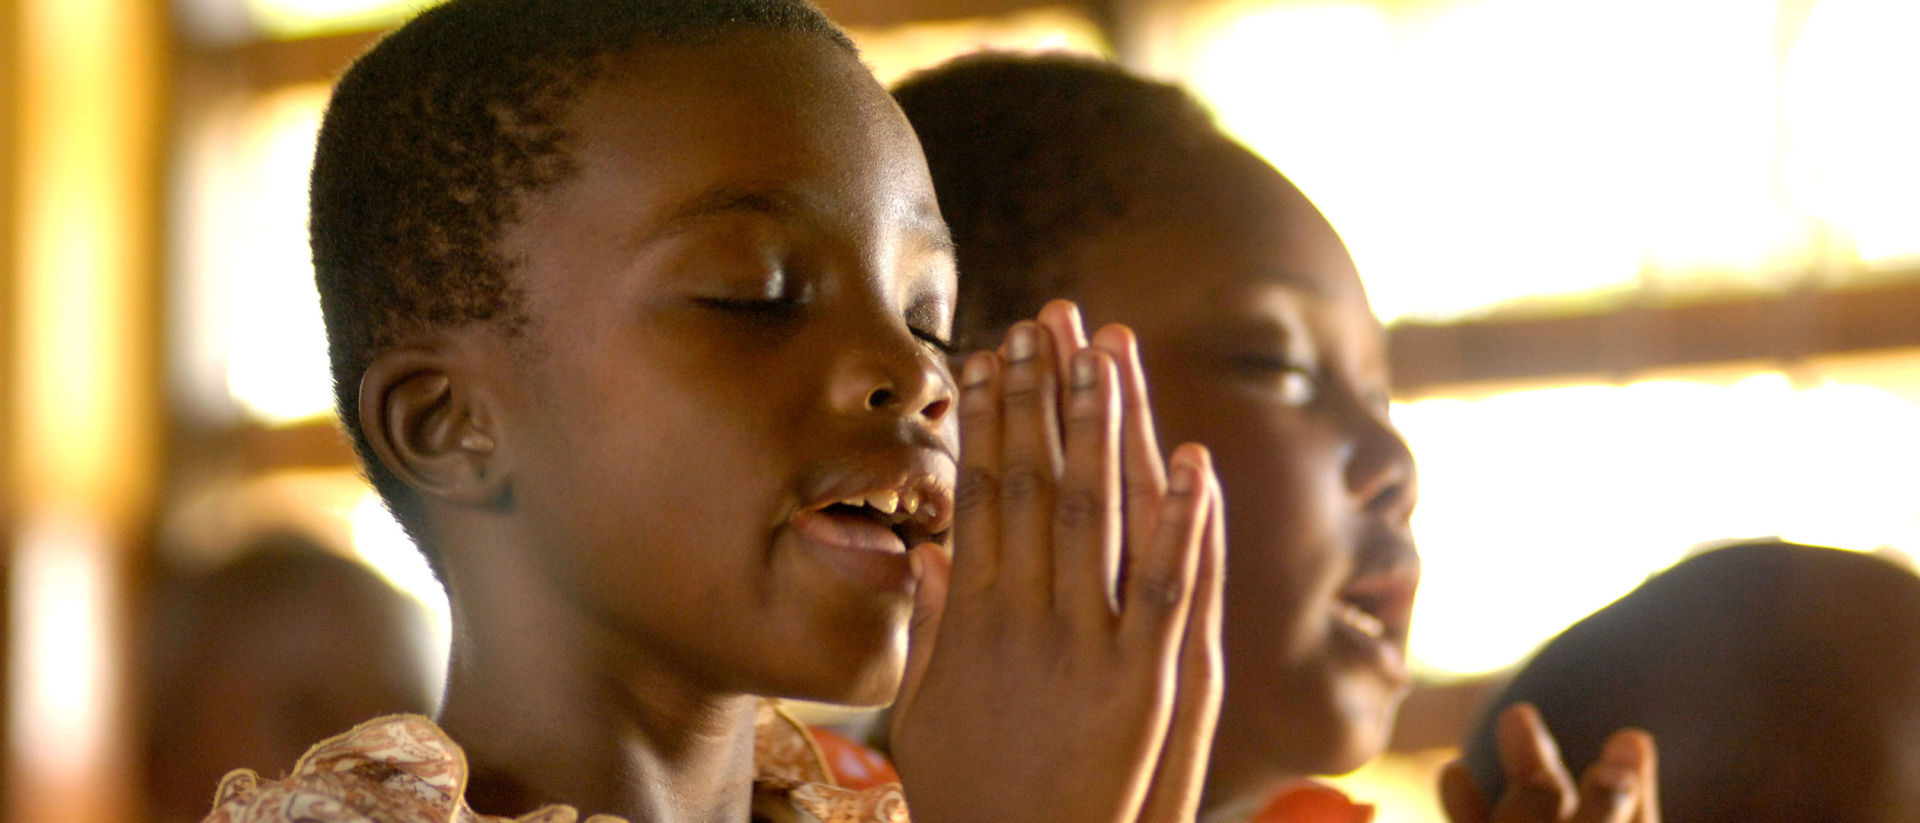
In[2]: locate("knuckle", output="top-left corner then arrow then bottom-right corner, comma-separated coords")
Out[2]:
953,467 -> 1001,514
1129,575 -> 1186,612
998,464 -> 1053,504
1000,380 -> 1045,408
1053,486 -> 1106,531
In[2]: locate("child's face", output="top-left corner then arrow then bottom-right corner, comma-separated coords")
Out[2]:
1066,143 -> 1418,787
474,31 -> 957,705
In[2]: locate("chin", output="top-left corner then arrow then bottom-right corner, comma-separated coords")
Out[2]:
769,647 -> 903,708
1319,688 -> 1404,775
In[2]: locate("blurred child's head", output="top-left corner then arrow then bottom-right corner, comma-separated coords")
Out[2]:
1463,540 -> 1920,823
144,533 -> 438,822
895,53 -> 1419,799
313,0 -> 958,706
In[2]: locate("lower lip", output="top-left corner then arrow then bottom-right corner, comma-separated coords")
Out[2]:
791,510 -> 915,592
1330,610 -> 1412,688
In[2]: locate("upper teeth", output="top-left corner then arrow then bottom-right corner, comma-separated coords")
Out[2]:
838,489 -> 928,523
1337,602 -> 1386,640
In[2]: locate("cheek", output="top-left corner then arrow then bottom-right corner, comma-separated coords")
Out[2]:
1164,395 -> 1355,645
519,362 -> 791,578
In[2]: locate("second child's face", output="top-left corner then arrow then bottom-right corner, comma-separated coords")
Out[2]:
481,32 -> 957,705
1068,144 -> 1419,788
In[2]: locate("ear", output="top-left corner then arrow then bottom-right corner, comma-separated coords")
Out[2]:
358,350 -> 509,508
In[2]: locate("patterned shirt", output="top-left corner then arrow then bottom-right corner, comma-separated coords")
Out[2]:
200,703 -> 907,823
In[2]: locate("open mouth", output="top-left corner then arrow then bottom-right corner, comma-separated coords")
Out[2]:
1333,599 -> 1390,641
799,476 -> 953,552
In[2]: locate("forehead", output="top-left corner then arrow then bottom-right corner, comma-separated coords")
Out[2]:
506,29 -> 946,290
1069,145 -> 1375,341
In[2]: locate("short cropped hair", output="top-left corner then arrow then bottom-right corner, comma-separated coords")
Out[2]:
311,0 -> 853,566
891,52 -> 1219,348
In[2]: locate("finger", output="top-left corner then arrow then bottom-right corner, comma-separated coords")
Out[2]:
1439,760 -> 1492,823
1491,703 -> 1576,822
1091,324 -> 1167,599
1567,729 -> 1654,823
1136,470 -> 1225,823
1566,761 -> 1636,823
1036,299 -> 1090,386
998,321 -> 1064,601
1119,444 -> 1211,652
951,351 -> 1003,591
1630,730 -> 1659,823
894,542 -> 952,716
1054,347 -> 1123,624
1588,729 -> 1658,823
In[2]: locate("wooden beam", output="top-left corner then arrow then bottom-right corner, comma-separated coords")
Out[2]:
821,0 -> 1085,28
1390,274 -> 1920,395
184,0 -> 1096,90
0,0 -> 18,810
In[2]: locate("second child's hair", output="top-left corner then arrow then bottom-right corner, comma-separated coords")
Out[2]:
311,0 -> 854,572
891,53 -> 1217,347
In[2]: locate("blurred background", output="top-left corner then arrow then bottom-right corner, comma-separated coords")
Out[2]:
0,0 -> 1915,820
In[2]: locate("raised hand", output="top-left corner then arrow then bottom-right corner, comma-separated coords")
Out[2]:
890,302 -> 1225,823
1440,703 -> 1660,823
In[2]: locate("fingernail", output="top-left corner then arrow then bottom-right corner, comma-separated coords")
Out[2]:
961,353 -> 992,387
1593,764 -> 1637,797
1169,459 -> 1195,494
1007,325 -> 1036,362
1071,352 -> 1098,390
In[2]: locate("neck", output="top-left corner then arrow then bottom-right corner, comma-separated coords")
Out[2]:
1200,742 -> 1310,818
432,520 -> 762,823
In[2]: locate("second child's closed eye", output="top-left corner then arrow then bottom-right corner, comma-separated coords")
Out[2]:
1223,352 -> 1319,407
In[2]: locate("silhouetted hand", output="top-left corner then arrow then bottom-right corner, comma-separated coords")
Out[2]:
1440,703 -> 1660,823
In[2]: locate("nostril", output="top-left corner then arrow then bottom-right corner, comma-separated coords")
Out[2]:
866,386 -> 895,410
920,395 -> 952,421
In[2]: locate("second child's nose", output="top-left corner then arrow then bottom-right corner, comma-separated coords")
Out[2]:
1348,413 -> 1417,524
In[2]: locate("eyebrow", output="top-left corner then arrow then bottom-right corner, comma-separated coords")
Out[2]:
644,183 -> 957,258
645,184 -> 804,242
1249,266 -> 1331,296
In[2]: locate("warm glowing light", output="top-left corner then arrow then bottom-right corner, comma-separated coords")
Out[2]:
849,8 -> 1108,86
1782,0 -> 1920,267
177,83 -> 336,424
1399,357 -> 1920,676
8,518 -> 117,782
351,492 -> 453,683
246,0 -> 417,38
1178,0 -> 1913,322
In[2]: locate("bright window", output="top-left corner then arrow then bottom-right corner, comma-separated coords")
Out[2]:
1400,349 -> 1920,676
1174,0 -> 1920,323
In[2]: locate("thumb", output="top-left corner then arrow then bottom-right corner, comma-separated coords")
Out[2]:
896,542 -> 951,713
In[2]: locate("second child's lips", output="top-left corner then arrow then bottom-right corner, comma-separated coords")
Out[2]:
791,509 -> 908,554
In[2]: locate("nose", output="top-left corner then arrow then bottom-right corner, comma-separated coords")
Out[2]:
1347,406 -> 1417,524
831,335 -> 954,427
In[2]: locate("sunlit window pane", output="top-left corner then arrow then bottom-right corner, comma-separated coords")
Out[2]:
1399,350 -> 1920,676
1782,0 -> 1920,268
848,7 -> 1108,86
247,0 -> 414,39
1174,0 -> 1918,322
174,83 -> 335,425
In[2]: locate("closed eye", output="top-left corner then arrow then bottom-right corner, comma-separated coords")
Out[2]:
693,295 -> 807,334
696,294 -> 803,313
1226,353 -> 1318,406
910,325 -> 956,356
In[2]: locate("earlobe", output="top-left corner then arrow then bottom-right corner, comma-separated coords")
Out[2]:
359,352 -> 510,508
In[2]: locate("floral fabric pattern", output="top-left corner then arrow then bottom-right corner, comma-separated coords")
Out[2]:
201,705 -> 906,823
